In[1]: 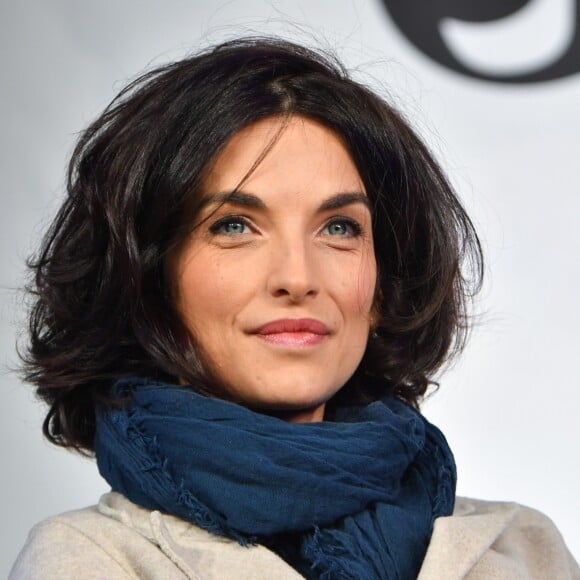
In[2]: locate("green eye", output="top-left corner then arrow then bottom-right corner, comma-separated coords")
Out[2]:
221,221 -> 247,234
324,219 -> 361,237
327,222 -> 348,235
210,217 -> 250,235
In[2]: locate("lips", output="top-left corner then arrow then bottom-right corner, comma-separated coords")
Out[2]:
253,318 -> 330,347
255,318 -> 329,335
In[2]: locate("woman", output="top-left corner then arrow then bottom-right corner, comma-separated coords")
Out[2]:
11,38 -> 578,579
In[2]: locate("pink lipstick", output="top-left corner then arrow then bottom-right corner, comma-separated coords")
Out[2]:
254,318 -> 329,347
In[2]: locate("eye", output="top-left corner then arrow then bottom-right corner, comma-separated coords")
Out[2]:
322,218 -> 362,237
209,216 -> 251,236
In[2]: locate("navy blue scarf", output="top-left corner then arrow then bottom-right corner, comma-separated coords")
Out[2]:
95,378 -> 456,579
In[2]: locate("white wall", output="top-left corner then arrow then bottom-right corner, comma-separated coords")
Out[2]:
2,1 -> 578,575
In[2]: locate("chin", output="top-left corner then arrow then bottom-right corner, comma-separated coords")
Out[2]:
247,384 -> 340,412
248,395 -> 329,423
220,372 -> 351,418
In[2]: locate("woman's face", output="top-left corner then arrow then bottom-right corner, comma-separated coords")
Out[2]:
172,116 -> 377,422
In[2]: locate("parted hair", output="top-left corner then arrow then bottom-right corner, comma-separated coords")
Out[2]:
23,37 -> 483,453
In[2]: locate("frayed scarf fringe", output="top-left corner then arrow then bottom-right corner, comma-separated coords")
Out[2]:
124,407 -> 256,546
302,526 -> 353,580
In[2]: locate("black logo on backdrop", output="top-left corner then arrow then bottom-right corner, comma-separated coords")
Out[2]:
381,0 -> 580,83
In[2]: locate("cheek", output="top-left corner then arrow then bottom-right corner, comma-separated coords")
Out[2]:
176,253 -> 252,332
327,254 -> 377,338
323,243 -> 376,321
351,251 -> 378,321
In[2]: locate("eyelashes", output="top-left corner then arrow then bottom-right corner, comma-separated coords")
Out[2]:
208,215 -> 363,238
208,215 -> 252,236
322,218 -> 362,237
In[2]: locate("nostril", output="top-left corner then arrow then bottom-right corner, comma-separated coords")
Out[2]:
271,287 -> 317,301
272,287 -> 291,298
266,252 -> 320,301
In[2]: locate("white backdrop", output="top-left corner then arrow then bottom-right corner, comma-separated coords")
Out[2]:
2,1 -> 579,575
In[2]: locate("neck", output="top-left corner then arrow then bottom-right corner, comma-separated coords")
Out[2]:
263,403 -> 326,423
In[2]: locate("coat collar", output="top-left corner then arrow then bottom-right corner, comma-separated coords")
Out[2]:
98,492 -> 521,579
418,497 -> 520,579
98,492 -> 304,579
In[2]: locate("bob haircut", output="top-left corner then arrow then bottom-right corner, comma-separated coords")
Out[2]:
24,37 -> 483,453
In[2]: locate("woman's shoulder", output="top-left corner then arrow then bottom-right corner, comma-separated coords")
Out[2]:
419,496 -> 580,580
9,492 -> 303,580
9,502 -> 131,579
12,493 -> 578,579
8,496 -> 179,579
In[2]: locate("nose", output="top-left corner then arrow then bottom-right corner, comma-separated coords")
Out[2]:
266,238 -> 320,302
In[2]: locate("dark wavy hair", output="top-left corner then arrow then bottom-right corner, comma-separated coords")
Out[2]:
23,37 -> 483,453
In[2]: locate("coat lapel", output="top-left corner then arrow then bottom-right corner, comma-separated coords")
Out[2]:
99,492 -> 303,580
418,497 -> 520,579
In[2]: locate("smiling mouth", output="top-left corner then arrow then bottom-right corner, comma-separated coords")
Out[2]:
257,331 -> 327,347
253,318 -> 330,348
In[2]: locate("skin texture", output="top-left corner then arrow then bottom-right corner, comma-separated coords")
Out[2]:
172,116 -> 377,422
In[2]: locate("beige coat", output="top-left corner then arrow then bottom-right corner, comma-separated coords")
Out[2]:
10,492 -> 579,579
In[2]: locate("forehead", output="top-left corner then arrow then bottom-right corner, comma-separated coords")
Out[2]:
200,115 -> 366,199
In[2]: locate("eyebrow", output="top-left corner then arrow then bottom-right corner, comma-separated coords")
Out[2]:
199,191 -> 371,212
199,191 -> 267,210
318,192 -> 371,212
